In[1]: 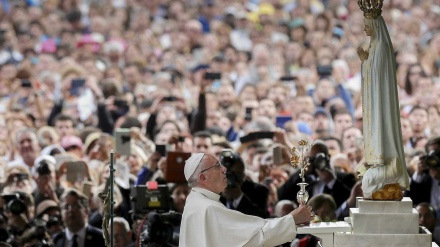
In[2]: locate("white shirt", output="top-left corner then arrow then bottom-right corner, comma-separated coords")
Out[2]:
430,178 -> 440,210
226,193 -> 244,209
313,178 -> 337,196
65,225 -> 87,247
179,187 -> 297,247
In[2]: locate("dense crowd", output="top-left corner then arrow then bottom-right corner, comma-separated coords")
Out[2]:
0,0 -> 440,246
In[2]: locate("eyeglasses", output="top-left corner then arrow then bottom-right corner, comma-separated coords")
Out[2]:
200,162 -> 222,173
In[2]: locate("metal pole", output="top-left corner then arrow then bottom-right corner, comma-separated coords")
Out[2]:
110,150 -> 114,247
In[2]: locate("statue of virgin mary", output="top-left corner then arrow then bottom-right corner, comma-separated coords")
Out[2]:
357,0 -> 410,200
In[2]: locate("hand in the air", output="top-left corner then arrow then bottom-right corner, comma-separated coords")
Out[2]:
357,47 -> 369,62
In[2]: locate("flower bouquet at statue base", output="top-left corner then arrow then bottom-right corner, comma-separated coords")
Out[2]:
357,157 -> 409,201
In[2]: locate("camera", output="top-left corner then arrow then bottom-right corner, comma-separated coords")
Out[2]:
204,72 -> 221,80
220,149 -> 235,168
140,211 -> 181,247
220,150 -> 243,188
21,79 -> 32,88
317,65 -> 333,77
244,107 -> 253,122
130,184 -> 172,215
46,216 -> 62,229
7,173 -> 29,183
163,96 -> 178,102
421,150 -> 440,168
36,161 -> 51,176
2,193 -> 27,215
19,219 -> 53,247
131,182 -> 182,247
0,29 -> 6,46
309,153 -> 329,170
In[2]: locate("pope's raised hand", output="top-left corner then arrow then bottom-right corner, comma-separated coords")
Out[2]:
290,204 -> 313,225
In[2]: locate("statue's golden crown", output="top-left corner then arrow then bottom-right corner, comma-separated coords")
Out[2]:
358,0 -> 383,19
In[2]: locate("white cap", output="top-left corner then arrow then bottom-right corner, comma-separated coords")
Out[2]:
34,155 -> 56,167
184,153 -> 205,181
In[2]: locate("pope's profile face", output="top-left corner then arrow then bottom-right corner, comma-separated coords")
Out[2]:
202,156 -> 228,194
364,24 -> 372,36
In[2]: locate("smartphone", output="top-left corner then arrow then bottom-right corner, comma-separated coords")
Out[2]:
276,115 -> 293,128
239,131 -> 275,143
21,79 -> 32,88
114,99 -> 128,107
256,131 -> 275,140
163,96 -> 178,102
155,144 -> 167,157
82,181 -> 94,198
279,75 -> 297,82
70,78 -> 86,96
244,107 -> 253,121
114,128 -> 131,156
204,72 -> 221,80
273,146 -> 283,165
264,177 -> 273,187
317,65 -> 333,77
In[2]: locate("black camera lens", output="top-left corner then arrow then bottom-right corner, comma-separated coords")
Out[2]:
8,199 -> 27,215
422,150 -> 440,168
37,162 -> 51,176
220,150 -> 235,168
46,216 -> 61,228
310,153 -> 328,170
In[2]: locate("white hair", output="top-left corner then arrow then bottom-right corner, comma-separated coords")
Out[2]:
274,200 -> 296,217
332,59 -> 350,79
330,153 -> 349,166
112,217 -> 130,232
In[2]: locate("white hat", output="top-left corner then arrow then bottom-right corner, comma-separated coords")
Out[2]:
34,155 -> 56,167
184,153 -> 205,181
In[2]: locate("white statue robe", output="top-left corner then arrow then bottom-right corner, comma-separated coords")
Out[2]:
179,187 -> 297,247
360,16 -> 410,198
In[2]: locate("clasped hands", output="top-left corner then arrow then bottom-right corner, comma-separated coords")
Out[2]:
357,47 -> 369,62
290,203 -> 314,226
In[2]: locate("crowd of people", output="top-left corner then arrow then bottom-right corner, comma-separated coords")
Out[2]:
0,0 -> 440,246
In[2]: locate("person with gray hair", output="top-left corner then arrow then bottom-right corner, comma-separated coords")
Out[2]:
274,200 -> 297,217
9,128 -> 41,169
180,153 -> 314,247
111,217 -> 134,247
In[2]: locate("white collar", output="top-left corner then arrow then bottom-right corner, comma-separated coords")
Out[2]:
65,224 -> 87,242
191,187 -> 221,201
231,193 -> 244,208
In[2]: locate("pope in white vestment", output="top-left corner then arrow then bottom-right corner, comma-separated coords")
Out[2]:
179,187 -> 297,247
179,153 -> 311,247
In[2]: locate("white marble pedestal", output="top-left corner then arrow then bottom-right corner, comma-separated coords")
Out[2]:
297,222 -> 351,247
297,197 -> 439,247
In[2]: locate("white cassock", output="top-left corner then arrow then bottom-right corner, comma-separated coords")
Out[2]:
360,16 -> 410,198
179,187 -> 297,247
